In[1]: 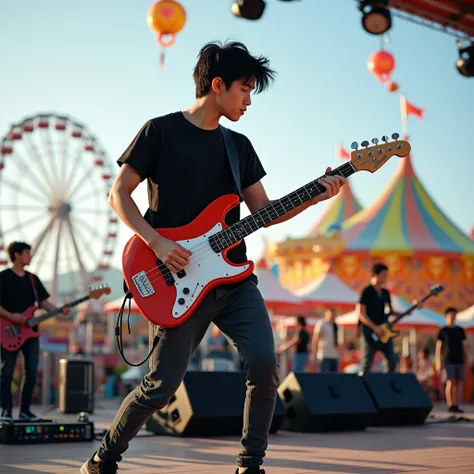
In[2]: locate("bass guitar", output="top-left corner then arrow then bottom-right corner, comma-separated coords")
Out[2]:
0,285 -> 111,351
363,284 -> 444,350
122,134 -> 411,328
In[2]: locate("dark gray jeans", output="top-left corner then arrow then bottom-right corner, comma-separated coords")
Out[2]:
98,278 -> 279,468
359,334 -> 398,374
1,337 -> 40,411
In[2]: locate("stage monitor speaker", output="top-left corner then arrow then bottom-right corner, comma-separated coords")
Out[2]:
278,372 -> 377,432
361,373 -> 433,426
57,359 -> 94,414
145,371 -> 285,437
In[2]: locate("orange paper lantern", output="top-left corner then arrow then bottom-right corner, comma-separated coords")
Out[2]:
368,50 -> 395,82
387,81 -> 399,92
147,0 -> 186,47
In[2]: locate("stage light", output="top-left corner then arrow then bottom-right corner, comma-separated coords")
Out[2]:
456,40 -> 474,78
231,0 -> 266,21
359,0 -> 392,35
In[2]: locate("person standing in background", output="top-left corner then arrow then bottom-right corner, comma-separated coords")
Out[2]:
435,307 -> 470,413
277,316 -> 310,372
312,308 -> 340,372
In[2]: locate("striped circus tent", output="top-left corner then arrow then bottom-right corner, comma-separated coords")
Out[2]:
306,180 -> 363,237
341,155 -> 474,254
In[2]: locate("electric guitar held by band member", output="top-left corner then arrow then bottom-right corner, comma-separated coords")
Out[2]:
0,285 -> 111,352
364,284 -> 444,350
122,134 -> 411,327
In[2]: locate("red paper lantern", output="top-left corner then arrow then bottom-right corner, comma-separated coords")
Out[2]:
368,50 -> 395,82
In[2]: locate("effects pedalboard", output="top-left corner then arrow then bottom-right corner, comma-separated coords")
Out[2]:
0,418 -> 94,444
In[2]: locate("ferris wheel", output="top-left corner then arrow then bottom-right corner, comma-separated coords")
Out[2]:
0,112 -> 119,303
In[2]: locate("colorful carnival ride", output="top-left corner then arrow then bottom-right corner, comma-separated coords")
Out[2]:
266,152 -> 474,313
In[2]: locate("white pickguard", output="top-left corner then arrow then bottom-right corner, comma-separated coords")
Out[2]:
170,222 -> 250,319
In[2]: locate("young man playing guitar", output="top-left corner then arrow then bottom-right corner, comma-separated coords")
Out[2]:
80,41 -> 345,474
0,241 -> 70,421
357,263 -> 420,374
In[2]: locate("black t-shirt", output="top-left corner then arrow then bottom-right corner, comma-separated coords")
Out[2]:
296,329 -> 309,353
118,112 -> 266,264
0,269 -> 50,332
436,325 -> 466,364
359,285 -> 392,326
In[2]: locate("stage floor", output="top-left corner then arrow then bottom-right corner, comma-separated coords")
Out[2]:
0,401 -> 473,473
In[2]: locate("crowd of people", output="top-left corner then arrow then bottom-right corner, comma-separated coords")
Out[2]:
273,264 -> 471,415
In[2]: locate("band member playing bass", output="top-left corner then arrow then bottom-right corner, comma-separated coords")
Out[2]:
80,41 -> 345,474
357,263 -> 420,374
0,241 -> 70,421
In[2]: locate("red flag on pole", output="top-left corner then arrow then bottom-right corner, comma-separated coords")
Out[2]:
337,143 -> 350,161
404,98 -> 424,119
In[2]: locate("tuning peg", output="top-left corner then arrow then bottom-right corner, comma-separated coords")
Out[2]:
351,141 -> 358,150
381,135 -> 389,143
371,138 -> 379,145
391,133 -> 399,141
361,140 -> 369,147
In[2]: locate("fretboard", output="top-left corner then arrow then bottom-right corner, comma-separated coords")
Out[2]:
27,295 -> 91,327
209,162 -> 356,253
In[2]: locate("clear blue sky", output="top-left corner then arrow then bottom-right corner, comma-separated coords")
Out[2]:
2,0 -> 473,279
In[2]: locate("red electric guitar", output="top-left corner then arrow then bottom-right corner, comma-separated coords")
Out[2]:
0,285 -> 111,351
123,134 -> 411,328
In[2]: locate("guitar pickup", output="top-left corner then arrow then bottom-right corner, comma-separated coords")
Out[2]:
156,260 -> 175,286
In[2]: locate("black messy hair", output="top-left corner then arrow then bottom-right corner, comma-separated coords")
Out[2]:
372,263 -> 388,275
193,40 -> 276,99
7,241 -> 31,262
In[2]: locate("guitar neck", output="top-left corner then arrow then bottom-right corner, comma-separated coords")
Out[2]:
389,293 -> 434,326
27,296 -> 91,327
210,162 -> 356,251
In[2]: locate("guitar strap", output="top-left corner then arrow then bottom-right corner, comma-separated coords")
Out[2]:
28,273 -> 40,306
220,125 -> 243,202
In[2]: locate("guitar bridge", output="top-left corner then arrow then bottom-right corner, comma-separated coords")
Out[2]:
132,271 -> 156,298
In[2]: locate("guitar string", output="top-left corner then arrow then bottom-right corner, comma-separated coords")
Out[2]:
142,162 -> 355,290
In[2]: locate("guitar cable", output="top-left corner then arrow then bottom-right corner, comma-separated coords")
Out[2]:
114,292 -> 162,367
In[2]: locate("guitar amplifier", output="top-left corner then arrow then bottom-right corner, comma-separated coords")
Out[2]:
57,359 -> 94,414
278,372 -> 377,432
361,373 -> 433,426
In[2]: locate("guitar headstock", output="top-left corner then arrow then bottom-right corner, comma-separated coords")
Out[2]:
350,134 -> 411,173
430,284 -> 444,297
88,284 -> 112,300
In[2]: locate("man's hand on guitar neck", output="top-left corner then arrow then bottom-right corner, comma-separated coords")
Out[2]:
39,299 -> 71,316
413,299 -> 423,309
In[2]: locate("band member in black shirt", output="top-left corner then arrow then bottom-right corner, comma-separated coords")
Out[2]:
0,241 -> 69,421
435,307 -> 470,413
80,41 -> 345,474
277,315 -> 310,372
357,263 -> 418,374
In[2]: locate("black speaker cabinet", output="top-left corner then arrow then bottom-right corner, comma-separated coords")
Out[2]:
57,359 -> 94,414
278,372 -> 377,432
361,373 -> 433,426
145,371 -> 285,436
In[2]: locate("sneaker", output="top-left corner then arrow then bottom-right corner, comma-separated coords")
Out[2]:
80,454 -> 118,474
234,469 -> 265,474
19,409 -> 40,421
0,408 -> 13,421
452,406 -> 464,414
